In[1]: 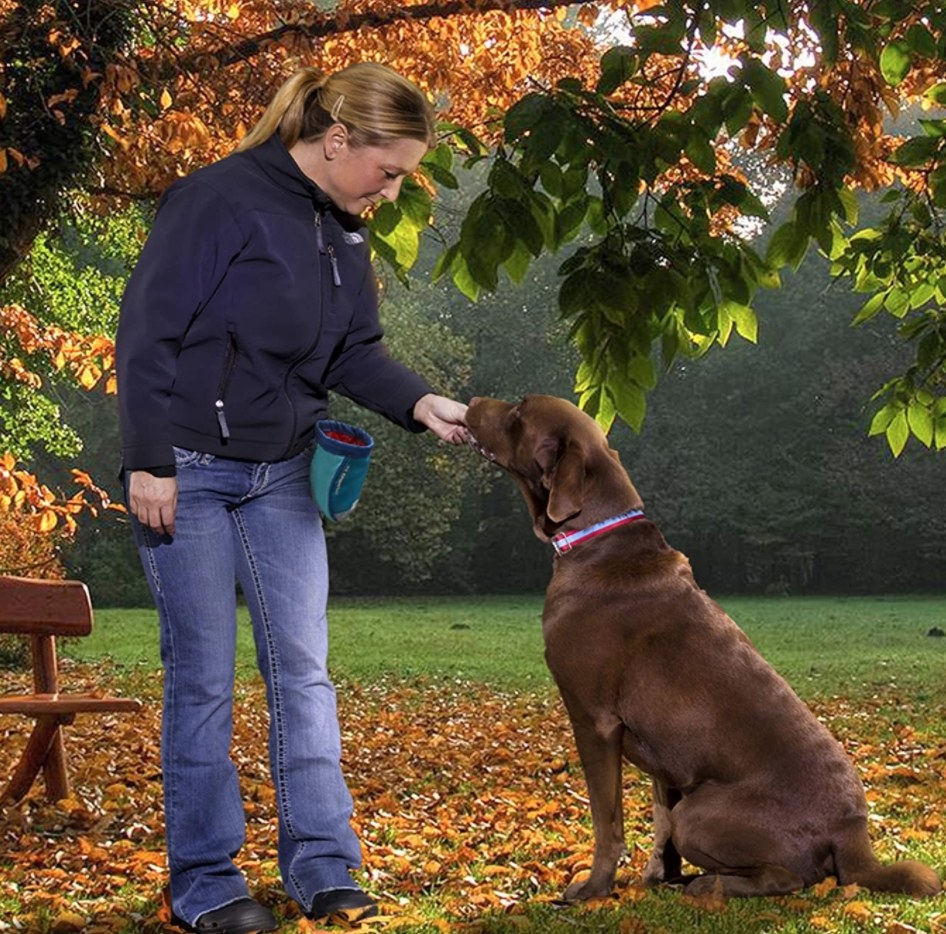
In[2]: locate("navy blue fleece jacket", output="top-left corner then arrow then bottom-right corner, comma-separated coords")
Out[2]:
116,134 -> 433,473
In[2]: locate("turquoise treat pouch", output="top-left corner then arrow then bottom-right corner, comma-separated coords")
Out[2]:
311,420 -> 374,521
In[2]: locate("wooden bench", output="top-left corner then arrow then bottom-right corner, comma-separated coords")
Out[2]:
0,575 -> 142,803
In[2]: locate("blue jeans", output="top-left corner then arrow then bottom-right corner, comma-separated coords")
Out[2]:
128,445 -> 362,925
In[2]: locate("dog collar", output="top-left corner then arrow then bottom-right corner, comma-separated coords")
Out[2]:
551,509 -> 646,556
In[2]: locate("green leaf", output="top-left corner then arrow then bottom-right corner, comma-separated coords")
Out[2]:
905,23 -> 937,58
397,179 -> 433,226
594,388 -> 616,434
741,57 -> 789,122
555,196 -> 590,245
422,160 -> 458,190
697,4 -> 716,47
635,23 -> 684,58
559,269 -> 594,318
538,161 -> 563,197
851,292 -> 885,325
494,196 -> 545,257
868,403 -> 899,436
931,165 -> 946,208
502,239 -> 533,284
907,402 -> 934,447
766,221 -> 809,271
837,187 -> 859,224
432,243 -> 458,283
909,280 -> 936,310
936,417 -> 946,451
925,82 -> 946,106
465,210 -> 511,290
438,121 -> 488,158
629,351 -> 657,390
880,39 -> 912,86
889,135 -> 940,167
598,46 -> 638,95
368,192 -> 427,272
685,132 -> 716,174
504,95 -> 563,160
717,303 -> 734,346
728,302 -> 758,343
608,375 -> 647,432
596,276 -> 635,326
450,252 -> 481,302
885,409 -> 910,456
918,118 -> 946,139
883,287 -> 910,318
690,80 -> 726,137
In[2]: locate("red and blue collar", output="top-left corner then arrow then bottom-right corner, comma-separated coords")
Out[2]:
551,509 -> 646,557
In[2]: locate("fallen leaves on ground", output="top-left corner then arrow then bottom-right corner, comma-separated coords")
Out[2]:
0,663 -> 943,933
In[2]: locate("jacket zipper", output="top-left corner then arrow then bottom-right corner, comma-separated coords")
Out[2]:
214,329 -> 238,441
314,211 -> 341,286
273,206 -> 341,459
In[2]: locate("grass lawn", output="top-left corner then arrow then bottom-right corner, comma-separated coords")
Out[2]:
72,593 -> 946,701
4,594 -> 943,933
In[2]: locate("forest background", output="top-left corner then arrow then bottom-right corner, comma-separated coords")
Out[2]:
1,0 -> 945,603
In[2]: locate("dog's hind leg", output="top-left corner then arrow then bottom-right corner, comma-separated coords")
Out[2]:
670,788 -> 808,897
561,704 -> 627,902
642,779 -> 682,886
684,864 -> 805,898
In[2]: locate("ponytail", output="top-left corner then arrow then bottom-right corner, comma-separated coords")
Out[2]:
236,66 -> 328,152
237,62 -> 435,153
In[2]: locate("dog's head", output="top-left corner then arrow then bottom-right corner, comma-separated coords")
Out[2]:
467,394 -> 643,541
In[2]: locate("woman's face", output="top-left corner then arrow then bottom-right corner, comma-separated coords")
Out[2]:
321,132 -> 428,215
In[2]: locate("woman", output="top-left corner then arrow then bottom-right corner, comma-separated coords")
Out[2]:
116,63 -> 469,934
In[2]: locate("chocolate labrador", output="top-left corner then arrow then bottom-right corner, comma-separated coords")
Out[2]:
466,393 -> 941,901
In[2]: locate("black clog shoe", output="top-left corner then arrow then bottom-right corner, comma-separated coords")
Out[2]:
172,896 -> 278,934
307,887 -> 379,926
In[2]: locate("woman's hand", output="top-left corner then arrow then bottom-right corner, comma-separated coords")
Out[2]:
413,393 -> 471,445
128,471 -> 179,536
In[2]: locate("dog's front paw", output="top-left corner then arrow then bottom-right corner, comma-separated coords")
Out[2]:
641,861 -> 665,887
562,877 -> 613,903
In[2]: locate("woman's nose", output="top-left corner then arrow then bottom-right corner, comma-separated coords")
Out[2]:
380,177 -> 404,202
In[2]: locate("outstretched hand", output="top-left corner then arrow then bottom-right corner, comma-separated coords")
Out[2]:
413,393 -> 471,445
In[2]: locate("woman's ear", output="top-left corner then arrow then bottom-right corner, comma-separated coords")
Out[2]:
323,124 -> 348,159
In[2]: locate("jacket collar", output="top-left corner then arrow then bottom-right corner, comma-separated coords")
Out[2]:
244,133 -> 335,209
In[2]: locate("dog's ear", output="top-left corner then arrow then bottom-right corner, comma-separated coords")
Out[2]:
535,436 -> 585,523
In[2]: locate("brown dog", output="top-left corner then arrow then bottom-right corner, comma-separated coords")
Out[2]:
466,393 -> 941,901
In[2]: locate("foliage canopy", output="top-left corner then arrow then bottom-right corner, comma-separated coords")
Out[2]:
2,0 -> 946,551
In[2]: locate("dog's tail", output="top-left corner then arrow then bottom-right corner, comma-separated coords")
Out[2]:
834,827 -> 941,897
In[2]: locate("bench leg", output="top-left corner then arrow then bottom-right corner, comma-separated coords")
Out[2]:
2,716 -> 71,803
42,722 -> 70,801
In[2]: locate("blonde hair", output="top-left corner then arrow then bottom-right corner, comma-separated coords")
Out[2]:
237,62 -> 435,153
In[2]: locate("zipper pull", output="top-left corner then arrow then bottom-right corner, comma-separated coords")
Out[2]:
326,244 -> 341,286
314,211 -> 325,253
215,399 -> 231,440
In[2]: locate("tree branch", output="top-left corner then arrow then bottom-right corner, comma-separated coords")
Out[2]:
208,0 -> 578,68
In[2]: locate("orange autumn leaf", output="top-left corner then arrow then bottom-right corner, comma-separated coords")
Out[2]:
843,900 -> 877,922
1,678 -> 943,932
812,877 -> 839,898
0,304 -> 116,393
35,508 -> 58,533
